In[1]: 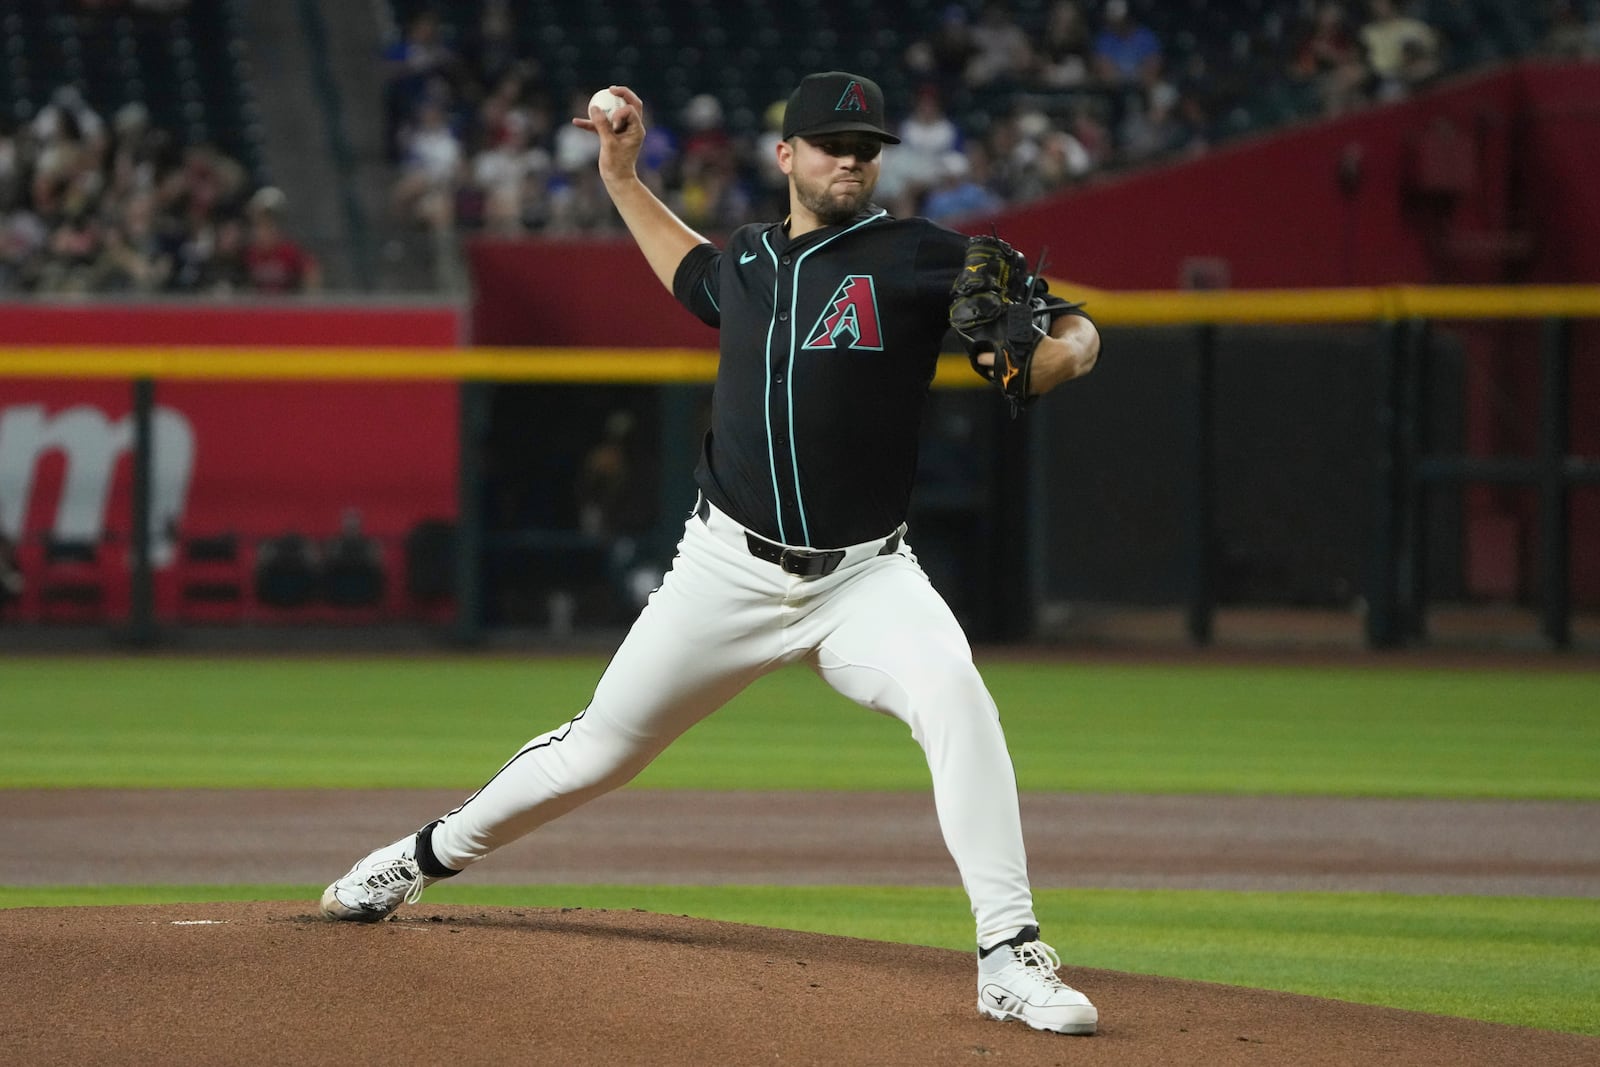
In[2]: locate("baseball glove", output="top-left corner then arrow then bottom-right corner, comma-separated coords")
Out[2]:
948,234 -> 1048,417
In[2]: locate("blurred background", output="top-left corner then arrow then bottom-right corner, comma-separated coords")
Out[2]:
0,0 -> 1597,652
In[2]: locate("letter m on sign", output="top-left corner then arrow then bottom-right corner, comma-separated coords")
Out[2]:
802,275 -> 883,351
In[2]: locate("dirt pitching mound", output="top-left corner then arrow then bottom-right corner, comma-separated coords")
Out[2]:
6,903 -> 1596,1066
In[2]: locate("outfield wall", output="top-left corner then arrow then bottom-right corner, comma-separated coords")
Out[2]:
0,304 -> 462,623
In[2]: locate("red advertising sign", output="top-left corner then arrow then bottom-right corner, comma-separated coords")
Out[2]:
0,304 -> 462,623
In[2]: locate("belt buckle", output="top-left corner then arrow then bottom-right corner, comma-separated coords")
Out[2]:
779,547 -> 816,577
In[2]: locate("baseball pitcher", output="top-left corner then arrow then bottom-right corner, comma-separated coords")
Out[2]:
322,70 -> 1102,1036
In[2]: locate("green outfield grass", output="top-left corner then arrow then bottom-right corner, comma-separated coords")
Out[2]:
1,656 -> 1596,796
3,884 -> 1595,1036
6,655 -> 1597,1039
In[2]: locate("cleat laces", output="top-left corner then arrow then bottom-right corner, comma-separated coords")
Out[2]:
355,858 -> 424,908
402,870 -> 427,905
1014,941 -> 1069,990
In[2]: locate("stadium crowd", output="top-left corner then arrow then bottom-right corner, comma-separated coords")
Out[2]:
1,1 -> 1596,295
0,86 -> 318,296
381,0 -> 1600,240
0,0 -> 318,297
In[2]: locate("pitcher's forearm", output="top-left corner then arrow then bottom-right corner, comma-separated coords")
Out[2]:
1029,314 -> 1101,395
604,176 -> 709,293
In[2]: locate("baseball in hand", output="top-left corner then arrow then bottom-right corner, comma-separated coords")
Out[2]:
589,89 -> 624,120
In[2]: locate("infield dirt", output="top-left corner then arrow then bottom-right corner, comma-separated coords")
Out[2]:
5,902 -> 1599,1066
5,788 -> 1599,1064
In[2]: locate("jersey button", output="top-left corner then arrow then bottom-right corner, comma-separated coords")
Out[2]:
774,373 -> 784,383
778,311 -> 789,321
782,255 -> 791,264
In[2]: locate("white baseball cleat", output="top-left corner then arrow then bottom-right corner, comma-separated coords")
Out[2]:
319,833 -> 435,922
977,933 -> 1098,1035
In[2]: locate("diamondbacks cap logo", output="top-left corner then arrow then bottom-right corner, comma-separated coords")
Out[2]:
782,71 -> 900,142
835,80 -> 870,114
803,275 -> 883,351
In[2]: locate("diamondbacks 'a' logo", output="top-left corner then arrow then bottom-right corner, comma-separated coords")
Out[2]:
802,275 -> 883,351
836,81 -> 869,113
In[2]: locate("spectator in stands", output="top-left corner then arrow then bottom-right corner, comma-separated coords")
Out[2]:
905,5 -> 979,100
1091,0 -> 1163,89
382,9 -> 462,163
921,149 -> 1004,223
478,68 -> 550,158
1063,98 -> 1115,169
159,143 -> 249,234
104,102 -> 158,195
678,155 -> 752,234
965,1 -> 1034,89
1288,2 -> 1369,116
459,0 -> 522,95
36,209 -> 102,293
29,104 -> 102,225
980,109 -> 1035,201
0,210 -> 46,291
1035,0 -> 1095,89
890,86 -> 962,214
678,94 -> 734,177
1394,32 -> 1442,91
1035,127 -> 1098,191
553,89 -> 604,175
460,68 -> 546,229
0,117 -> 21,210
1359,0 -> 1441,102
171,212 -> 248,294
673,94 -> 751,232
543,168 -> 618,235
1091,0 -> 1164,135
752,99 -> 790,215
635,113 -> 681,199
1118,79 -> 1187,163
93,188 -> 172,292
392,97 -> 465,234
470,117 -> 552,234
32,85 -> 107,157
1544,0 -> 1600,58
241,186 -> 321,294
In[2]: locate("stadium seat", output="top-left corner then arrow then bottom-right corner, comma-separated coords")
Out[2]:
176,533 -> 246,622
253,533 -> 319,610
321,530 -> 387,610
37,535 -> 106,623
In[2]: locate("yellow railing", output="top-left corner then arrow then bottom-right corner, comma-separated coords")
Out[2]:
1056,282 -> 1600,324
2,285 -> 1597,387
5,283 -> 1595,649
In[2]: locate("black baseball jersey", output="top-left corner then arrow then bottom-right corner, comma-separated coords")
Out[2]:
672,206 -> 1082,548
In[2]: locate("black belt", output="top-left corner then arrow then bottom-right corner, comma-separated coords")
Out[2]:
696,496 -> 901,578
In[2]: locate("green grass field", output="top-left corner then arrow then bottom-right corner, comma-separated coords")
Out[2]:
3,655 -> 1598,1035
3,657 -> 1597,795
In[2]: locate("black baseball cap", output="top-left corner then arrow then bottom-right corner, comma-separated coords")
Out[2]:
781,71 -> 901,144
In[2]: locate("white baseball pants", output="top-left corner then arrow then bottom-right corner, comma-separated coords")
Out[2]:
428,499 -> 1040,948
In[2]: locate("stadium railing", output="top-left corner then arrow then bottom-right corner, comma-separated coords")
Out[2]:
3,281 -> 1597,650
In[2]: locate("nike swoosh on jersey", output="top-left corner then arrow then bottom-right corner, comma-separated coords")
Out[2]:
739,251 -> 757,264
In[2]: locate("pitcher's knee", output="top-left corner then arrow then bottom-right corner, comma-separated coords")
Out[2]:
907,661 -> 995,717
531,720 -> 663,797
901,674 -> 1008,756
